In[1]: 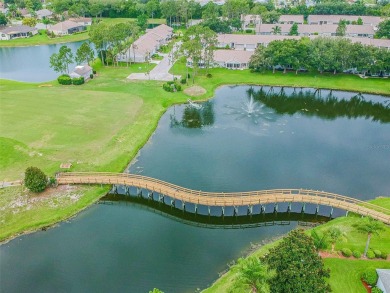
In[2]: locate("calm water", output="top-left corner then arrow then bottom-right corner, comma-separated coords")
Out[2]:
1,86 -> 389,293
0,41 -> 84,82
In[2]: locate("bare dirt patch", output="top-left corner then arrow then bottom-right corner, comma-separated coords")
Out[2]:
184,85 -> 207,97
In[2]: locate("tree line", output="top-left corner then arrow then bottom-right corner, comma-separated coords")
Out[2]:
249,37 -> 390,75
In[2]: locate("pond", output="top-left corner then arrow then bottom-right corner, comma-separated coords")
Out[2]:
1,86 -> 389,293
0,41 -> 85,82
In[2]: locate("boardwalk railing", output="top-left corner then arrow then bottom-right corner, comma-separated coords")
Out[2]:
56,172 -> 390,224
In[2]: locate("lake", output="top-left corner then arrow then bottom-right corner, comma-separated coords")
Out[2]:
0,41 -> 85,82
1,86 -> 389,293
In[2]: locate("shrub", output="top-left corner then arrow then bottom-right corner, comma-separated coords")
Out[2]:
180,78 -> 186,84
352,250 -> 361,258
372,287 -> 383,293
72,77 -> 85,85
90,73 -> 94,79
373,250 -> 382,258
381,252 -> 388,260
176,84 -> 182,91
57,74 -> 72,85
162,81 -> 181,92
362,268 -> 378,286
245,29 -> 252,33
341,248 -> 352,257
93,70 -> 96,74
24,167 -> 47,193
187,73 -> 191,78
206,73 -> 212,78
367,250 -> 376,259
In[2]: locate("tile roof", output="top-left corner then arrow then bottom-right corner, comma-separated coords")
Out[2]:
279,15 -> 304,23
72,64 -> 92,76
49,20 -> 82,32
307,15 -> 382,26
36,9 -> 53,18
214,49 -> 254,63
0,25 -> 37,34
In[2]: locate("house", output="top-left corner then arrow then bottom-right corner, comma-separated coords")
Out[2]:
307,15 -> 382,27
217,34 -> 300,50
348,37 -> 390,50
117,24 -> 173,63
256,24 -> 375,38
0,25 -> 38,40
48,20 -> 86,36
70,64 -> 92,80
213,49 -> 254,69
376,269 -> 390,293
241,14 -> 261,29
18,8 -> 29,17
69,17 -> 92,26
279,15 -> 304,24
36,9 -> 53,20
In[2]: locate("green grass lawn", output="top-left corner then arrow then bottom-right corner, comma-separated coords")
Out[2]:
171,59 -> 390,97
325,258 -> 390,293
0,30 -> 90,47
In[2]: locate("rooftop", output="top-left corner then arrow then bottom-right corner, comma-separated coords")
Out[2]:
0,25 -> 37,34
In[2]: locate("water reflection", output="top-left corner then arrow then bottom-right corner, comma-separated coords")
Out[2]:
170,101 -> 215,128
252,87 -> 390,123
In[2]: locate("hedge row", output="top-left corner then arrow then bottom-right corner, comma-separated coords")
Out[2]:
57,74 -> 85,85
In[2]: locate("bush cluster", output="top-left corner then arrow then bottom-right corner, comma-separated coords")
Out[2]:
367,250 -> 376,259
380,252 -> 388,260
352,250 -> 361,258
72,77 -> 85,85
57,74 -> 72,85
206,73 -> 212,78
24,167 -> 47,193
180,78 -> 187,84
341,248 -> 352,257
371,287 -> 383,293
162,81 -> 182,92
362,268 -> 378,286
373,250 -> 382,258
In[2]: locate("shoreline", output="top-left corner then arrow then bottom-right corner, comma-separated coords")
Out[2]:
1,77 -> 389,243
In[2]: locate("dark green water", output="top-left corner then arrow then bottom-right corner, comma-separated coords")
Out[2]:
1,86 -> 389,293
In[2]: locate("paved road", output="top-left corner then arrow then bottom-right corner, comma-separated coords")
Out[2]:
127,43 -> 181,81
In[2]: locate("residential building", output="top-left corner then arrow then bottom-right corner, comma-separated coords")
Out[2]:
69,17 -> 92,26
213,49 -> 253,69
36,9 -> 53,20
117,24 -> 173,63
70,64 -> 93,80
376,269 -> 390,293
216,33 -> 390,50
279,15 -> 304,24
0,25 -> 38,40
256,23 -> 375,38
307,15 -> 382,27
48,20 -> 86,36
241,14 -> 262,29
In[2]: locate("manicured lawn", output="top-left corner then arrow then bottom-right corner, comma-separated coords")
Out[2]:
325,258 -> 390,293
0,30 -> 90,47
171,59 -> 390,97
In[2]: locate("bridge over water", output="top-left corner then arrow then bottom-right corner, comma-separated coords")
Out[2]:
57,172 -> 390,224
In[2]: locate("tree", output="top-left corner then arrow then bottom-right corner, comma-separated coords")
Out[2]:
137,14 -> 148,30
327,227 -> 342,253
231,256 -> 274,293
146,0 -> 160,19
375,19 -> 390,39
202,2 -> 220,20
271,25 -> 281,35
0,12 -> 8,26
336,19 -> 347,36
249,45 -> 270,72
24,167 -> 47,193
75,42 -> 94,65
149,289 -> 164,293
354,217 -> 385,257
289,23 -> 298,36
265,229 -> 331,293
22,17 -> 37,27
49,45 -> 74,74
89,21 -> 109,65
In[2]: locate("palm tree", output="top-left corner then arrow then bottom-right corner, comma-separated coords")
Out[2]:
327,227 -> 342,253
231,256 -> 274,293
354,217 -> 385,257
271,25 -> 282,35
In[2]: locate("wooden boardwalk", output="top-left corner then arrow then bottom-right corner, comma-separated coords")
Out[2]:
56,172 -> 390,224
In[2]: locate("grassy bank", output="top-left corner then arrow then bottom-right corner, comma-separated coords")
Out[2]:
171,60 -> 390,97
0,30 -> 90,47
1,60 -> 389,243
203,198 -> 390,293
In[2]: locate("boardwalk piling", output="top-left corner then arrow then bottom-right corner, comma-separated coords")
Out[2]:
301,203 -> 306,213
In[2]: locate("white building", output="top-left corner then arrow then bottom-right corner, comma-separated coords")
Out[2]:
0,25 -> 38,40
70,64 -> 93,80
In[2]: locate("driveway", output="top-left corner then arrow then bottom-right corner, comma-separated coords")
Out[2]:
127,42 -> 181,81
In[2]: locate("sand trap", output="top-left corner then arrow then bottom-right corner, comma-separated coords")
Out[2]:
184,86 -> 206,97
